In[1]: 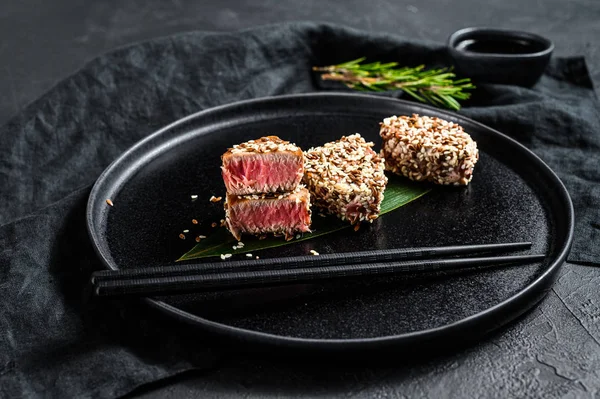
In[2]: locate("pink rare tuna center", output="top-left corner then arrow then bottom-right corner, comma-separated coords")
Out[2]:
227,200 -> 311,233
222,153 -> 303,195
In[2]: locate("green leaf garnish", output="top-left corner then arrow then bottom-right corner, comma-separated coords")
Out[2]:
176,175 -> 431,262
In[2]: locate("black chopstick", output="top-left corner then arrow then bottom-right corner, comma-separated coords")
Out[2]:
92,254 -> 545,298
91,241 -> 533,284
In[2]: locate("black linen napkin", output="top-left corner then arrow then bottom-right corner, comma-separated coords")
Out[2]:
459,58 -> 599,265
0,21 -> 598,398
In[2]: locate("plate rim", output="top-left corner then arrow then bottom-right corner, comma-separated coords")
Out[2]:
86,92 -> 574,349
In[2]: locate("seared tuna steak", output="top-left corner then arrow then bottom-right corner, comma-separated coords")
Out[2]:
224,186 -> 312,241
303,134 -> 388,226
221,136 -> 304,195
379,114 -> 479,186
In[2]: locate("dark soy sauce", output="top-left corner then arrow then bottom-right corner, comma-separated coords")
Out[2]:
456,38 -> 546,54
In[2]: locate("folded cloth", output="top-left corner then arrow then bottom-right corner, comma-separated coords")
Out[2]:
459,57 -> 599,265
0,21 -> 598,397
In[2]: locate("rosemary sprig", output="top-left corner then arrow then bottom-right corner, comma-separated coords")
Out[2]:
313,57 -> 475,110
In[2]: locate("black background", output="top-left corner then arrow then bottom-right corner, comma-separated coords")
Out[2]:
1,0 -> 598,127
2,0 -> 599,398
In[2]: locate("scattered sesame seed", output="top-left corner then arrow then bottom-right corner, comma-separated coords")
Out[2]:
233,246 -> 238,250
179,233 -> 185,240
220,253 -> 232,260
246,253 -> 253,257
192,219 -> 198,224
195,236 -> 201,242
183,229 -> 189,233
198,235 -> 206,239
310,249 -> 319,256
211,222 -> 217,228
255,256 -> 260,259
237,242 -> 244,247
106,199 -> 113,206
295,234 -> 301,239
209,195 -> 223,203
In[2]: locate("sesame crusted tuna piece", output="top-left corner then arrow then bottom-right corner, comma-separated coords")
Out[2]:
221,136 -> 304,195
379,114 -> 479,186
224,185 -> 312,241
303,134 -> 388,225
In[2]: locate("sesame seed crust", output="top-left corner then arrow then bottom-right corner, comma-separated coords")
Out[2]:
379,114 -> 479,186
224,135 -> 301,155
302,133 -> 388,225
226,184 -> 308,202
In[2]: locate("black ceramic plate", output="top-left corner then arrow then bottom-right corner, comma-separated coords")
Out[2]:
86,93 -> 573,351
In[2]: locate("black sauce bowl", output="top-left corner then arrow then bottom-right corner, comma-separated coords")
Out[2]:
447,27 -> 554,87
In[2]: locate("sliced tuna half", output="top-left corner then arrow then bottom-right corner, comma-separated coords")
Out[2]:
224,186 -> 312,241
221,136 -> 304,195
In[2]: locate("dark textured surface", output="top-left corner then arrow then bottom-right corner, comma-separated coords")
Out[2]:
1,1 -> 599,398
0,0 -> 599,128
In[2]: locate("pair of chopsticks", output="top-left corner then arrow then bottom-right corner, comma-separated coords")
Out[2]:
90,242 -> 544,298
